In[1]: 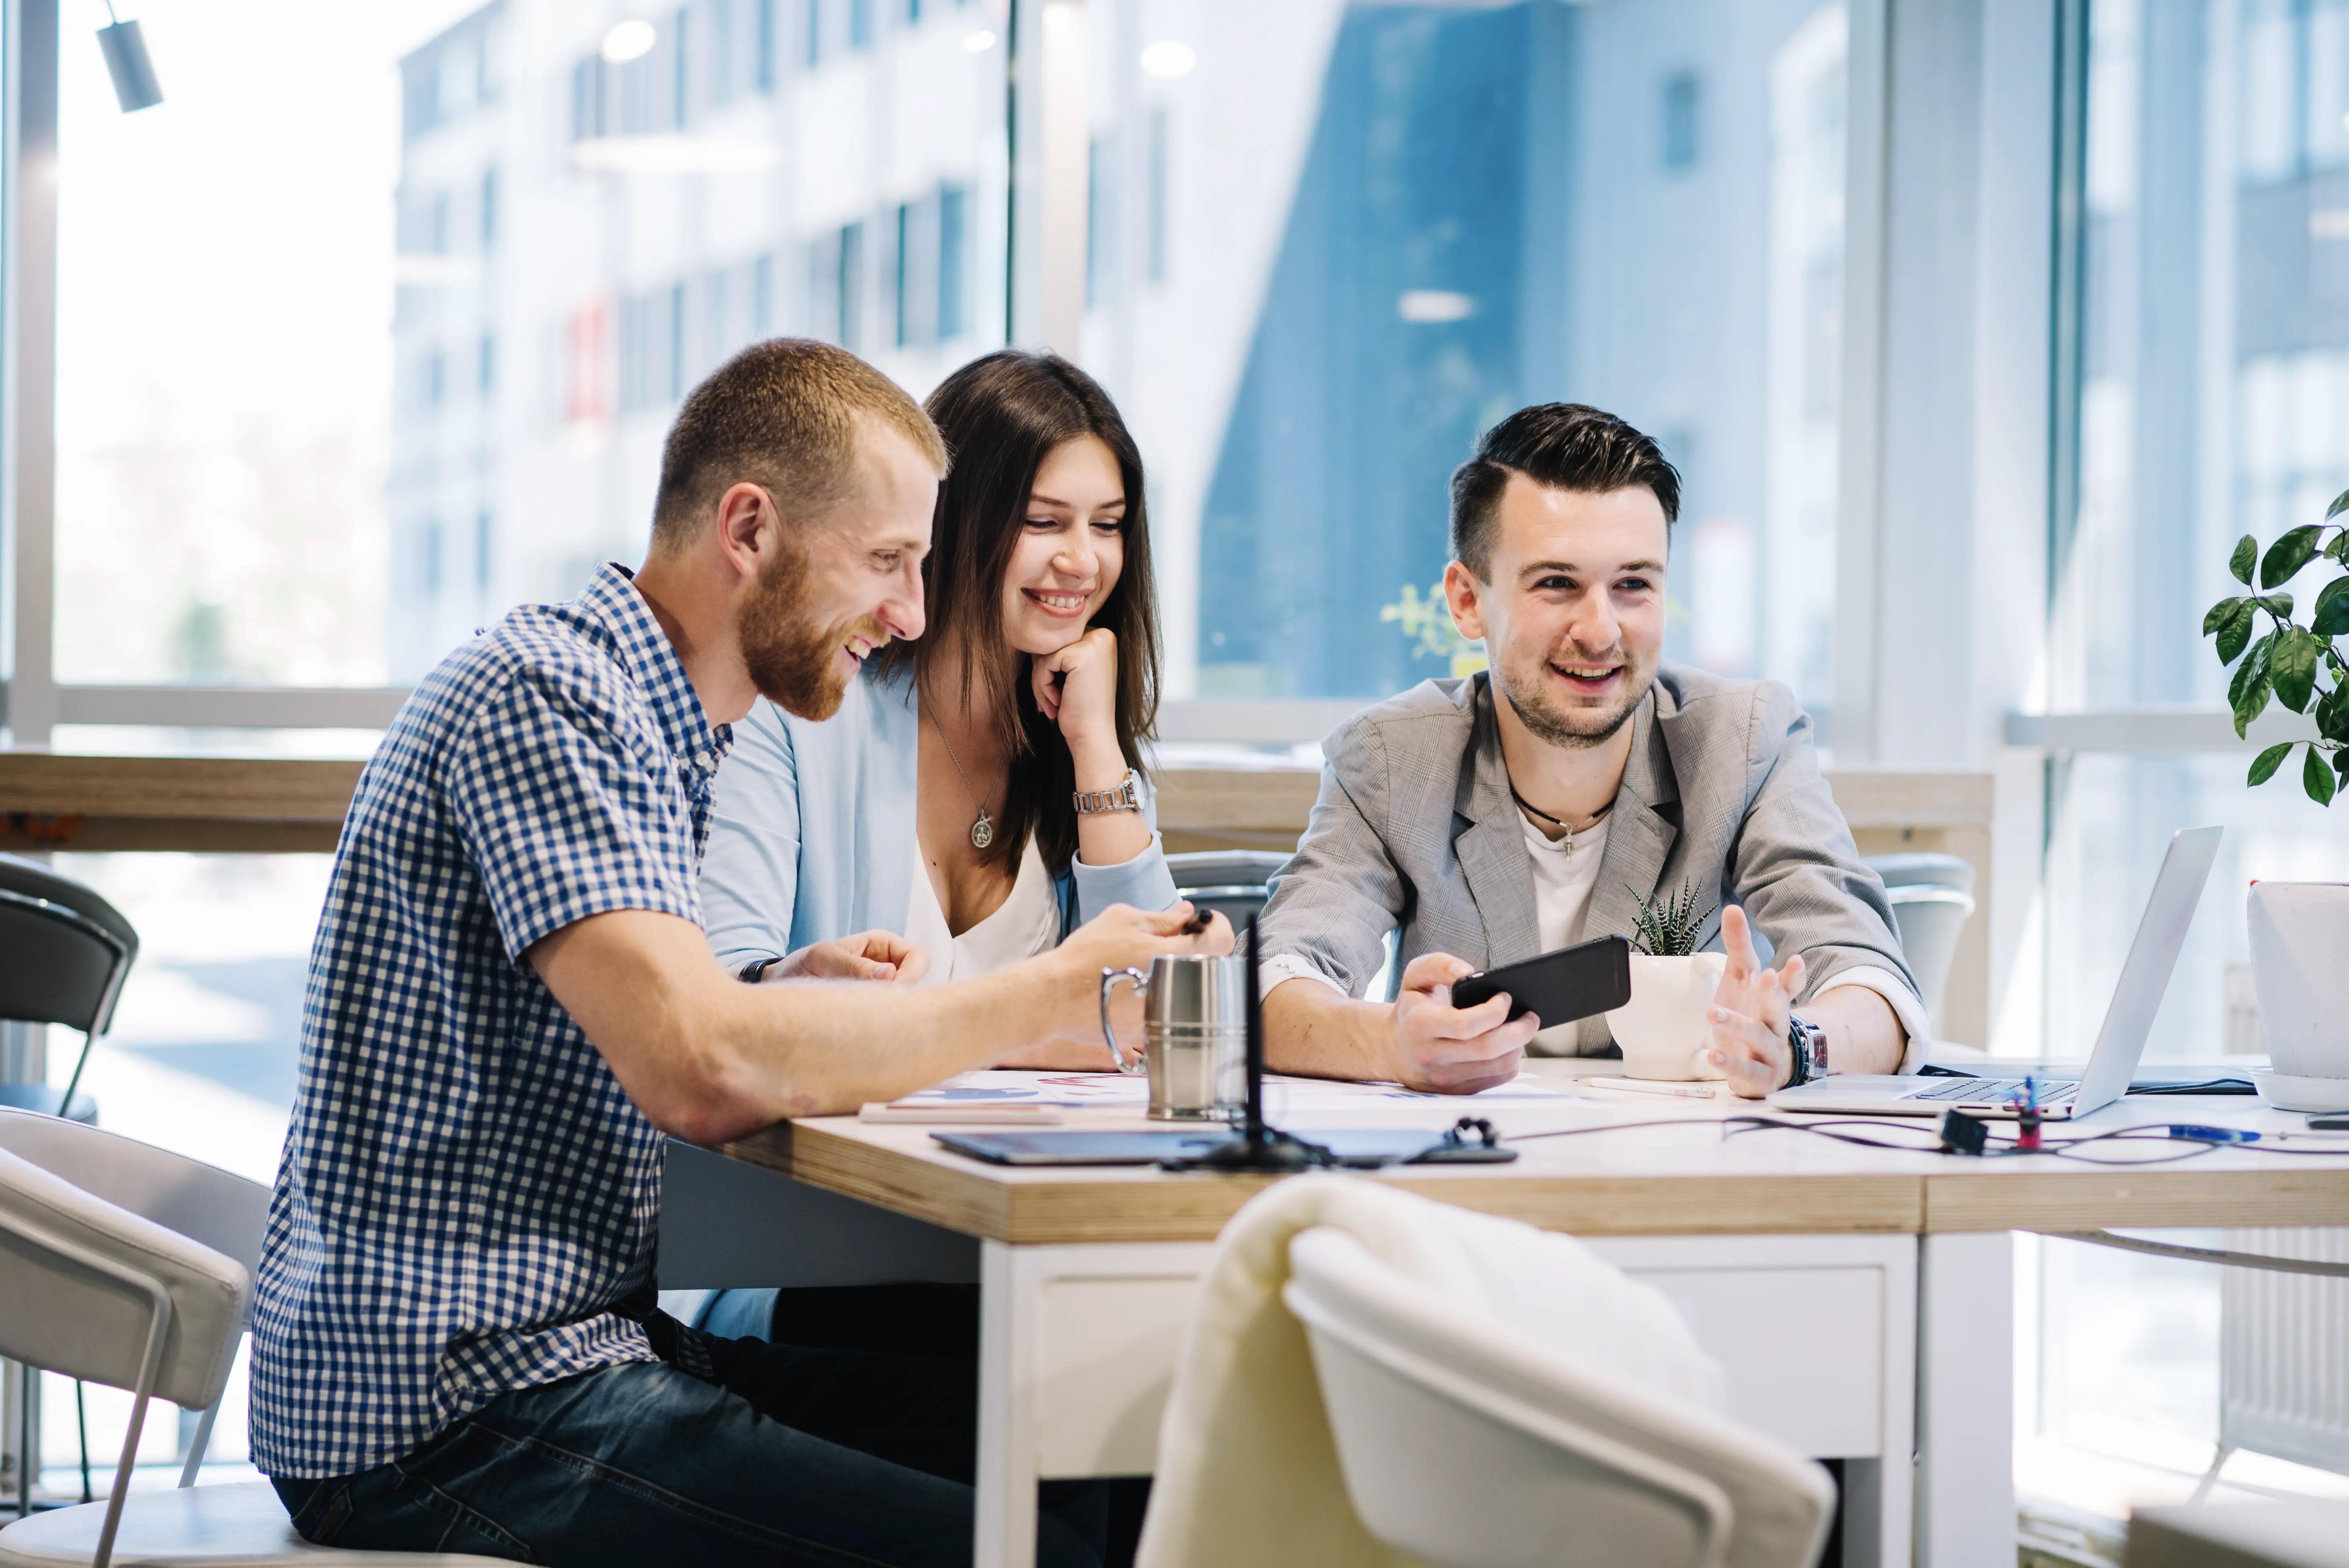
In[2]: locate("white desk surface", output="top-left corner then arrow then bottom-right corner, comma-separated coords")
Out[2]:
718,1060 -> 2349,1245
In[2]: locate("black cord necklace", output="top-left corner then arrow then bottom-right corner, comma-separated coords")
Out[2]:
1510,786 -> 1614,855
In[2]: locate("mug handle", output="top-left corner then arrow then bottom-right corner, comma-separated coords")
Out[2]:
1099,967 -> 1150,1073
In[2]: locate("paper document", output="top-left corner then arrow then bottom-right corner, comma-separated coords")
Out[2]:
885,1069 -> 1153,1109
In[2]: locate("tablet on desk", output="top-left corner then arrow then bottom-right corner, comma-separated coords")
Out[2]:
933,1130 -> 1237,1165
931,1127 -> 1517,1168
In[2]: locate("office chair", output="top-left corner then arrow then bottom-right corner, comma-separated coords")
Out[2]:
0,854 -> 139,1124
0,1109 -> 508,1568
1862,853 -> 1976,1037
1166,849 -> 1293,930
1283,1226 -> 1836,1568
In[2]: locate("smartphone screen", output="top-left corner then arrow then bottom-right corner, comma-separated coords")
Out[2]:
1449,935 -> 1633,1026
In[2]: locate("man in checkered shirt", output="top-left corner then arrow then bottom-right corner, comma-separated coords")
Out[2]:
253,340 -> 1224,1567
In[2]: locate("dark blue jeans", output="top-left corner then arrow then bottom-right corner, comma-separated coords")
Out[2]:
270,1325 -> 1104,1567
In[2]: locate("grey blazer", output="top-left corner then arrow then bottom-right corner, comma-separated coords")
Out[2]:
1257,666 -> 1922,1055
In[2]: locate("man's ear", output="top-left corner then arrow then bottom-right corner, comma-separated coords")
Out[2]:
1442,559 -> 1489,643
712,482 -> 770,582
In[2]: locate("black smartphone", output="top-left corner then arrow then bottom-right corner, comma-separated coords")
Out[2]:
2308,1115 -> 2349,1130
1448,935 -> 1633,1028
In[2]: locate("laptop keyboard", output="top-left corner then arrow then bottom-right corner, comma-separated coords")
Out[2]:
1911,1078 -> 2079,1106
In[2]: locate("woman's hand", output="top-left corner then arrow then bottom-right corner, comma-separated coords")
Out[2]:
1031,627 -> 1125,782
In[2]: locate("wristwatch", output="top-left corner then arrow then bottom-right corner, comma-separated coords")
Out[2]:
738,957 -> 778,984
1784,1014 -> 1828,1087
1073,769 -> 1143,816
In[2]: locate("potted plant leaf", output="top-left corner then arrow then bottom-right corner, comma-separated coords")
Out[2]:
2202,490 -> 2349,1109
1605,881 -> 1729,1080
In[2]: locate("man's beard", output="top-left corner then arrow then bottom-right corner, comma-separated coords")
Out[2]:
1494,645 -> 1653,750
738,546 -> 887,722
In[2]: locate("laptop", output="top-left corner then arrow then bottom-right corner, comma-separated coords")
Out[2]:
1769,825 -> 2223,1121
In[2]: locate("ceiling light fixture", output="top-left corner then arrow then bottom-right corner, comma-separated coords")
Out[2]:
1140,39 -> 1196,79
601,19 -> 658,64
96,1 -> 162,112
962,28 -> 998,53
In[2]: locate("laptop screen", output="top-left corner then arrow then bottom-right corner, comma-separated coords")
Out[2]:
2071,826 -> 2224,1113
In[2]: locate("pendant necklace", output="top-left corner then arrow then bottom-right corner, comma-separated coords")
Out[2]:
1510,786 -> 1614,856
929,713 -> 997,850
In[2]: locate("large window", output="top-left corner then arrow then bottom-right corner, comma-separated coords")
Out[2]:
1078,0 -> 1850,715
49,0 -> 1011,692
2020,0 -> 2349,1522
2032,0 -> 2349,1061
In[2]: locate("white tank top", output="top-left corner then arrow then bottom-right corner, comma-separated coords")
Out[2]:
904,830 -> 1062,985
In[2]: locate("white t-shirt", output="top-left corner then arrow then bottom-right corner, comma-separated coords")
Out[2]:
1521,811 -> 1609,1051
905,831 -> 1062,984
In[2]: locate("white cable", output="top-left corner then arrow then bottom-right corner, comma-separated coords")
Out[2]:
2053,1229 -> 2349,1278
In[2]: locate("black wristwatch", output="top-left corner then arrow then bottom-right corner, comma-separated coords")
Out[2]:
1784,1015 -> 1828,1087
738,957 -> 778,984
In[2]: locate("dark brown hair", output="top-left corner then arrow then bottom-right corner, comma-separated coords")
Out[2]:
872,350 -> 1160,874
1449,403 -> 1682,580
650,338 -> 947,548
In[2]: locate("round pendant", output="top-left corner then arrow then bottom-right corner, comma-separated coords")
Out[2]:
970,813 -> 994,850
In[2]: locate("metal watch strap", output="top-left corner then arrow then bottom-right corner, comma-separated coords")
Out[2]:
1785,1014 -> 1827,1086
1073,769 -> 1142,816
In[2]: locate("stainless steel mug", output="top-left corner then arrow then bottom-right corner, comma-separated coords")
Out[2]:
1099,954 -> 1249,1121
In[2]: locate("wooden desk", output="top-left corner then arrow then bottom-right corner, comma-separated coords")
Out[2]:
676,1068 -> 2348,1568
0,752 -> 362,853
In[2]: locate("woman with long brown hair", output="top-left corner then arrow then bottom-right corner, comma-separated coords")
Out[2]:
700,348 -> 1178,1009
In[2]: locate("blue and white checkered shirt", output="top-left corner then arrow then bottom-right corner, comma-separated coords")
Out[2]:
250,564 -> 734,1478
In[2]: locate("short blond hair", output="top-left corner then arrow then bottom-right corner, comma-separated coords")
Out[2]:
651,338 -> 948,548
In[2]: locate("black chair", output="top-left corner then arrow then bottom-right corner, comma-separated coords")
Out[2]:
0,853 -> 138,1125
1167,849 -> 1294,932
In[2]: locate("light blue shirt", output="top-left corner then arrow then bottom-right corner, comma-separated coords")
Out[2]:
701,663 -> 1179,973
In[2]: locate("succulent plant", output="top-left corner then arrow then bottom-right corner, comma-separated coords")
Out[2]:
1628,879 -> 1717,958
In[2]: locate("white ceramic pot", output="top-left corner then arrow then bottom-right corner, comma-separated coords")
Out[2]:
2247,882 -> 2349,1082
1605,953 -> 1728,1080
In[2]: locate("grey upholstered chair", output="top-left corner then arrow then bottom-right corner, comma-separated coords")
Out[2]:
0,1109 -> 505,1567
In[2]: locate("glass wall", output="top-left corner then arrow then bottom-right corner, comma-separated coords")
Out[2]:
1080,0 -> 1850,715
2024,0 -> 2349,1523
53,0 -> 1011,689
2034,0 -> 2349,1061
2051,0 -> 2349,715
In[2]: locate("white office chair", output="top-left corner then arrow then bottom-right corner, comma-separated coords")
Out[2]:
0,1109 -> 503,1567
1282,1227 -> 1836,1568
1864,852 -> 1978,1037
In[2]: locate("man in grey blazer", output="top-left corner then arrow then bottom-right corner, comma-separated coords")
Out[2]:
1259,403 -> 1926,1097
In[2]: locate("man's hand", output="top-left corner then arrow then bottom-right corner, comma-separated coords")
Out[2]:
1386,953 -> 1538,1094
768,930 -> 930,985
1706,905 -> 1806,1098
1048,900 -> 1233,1041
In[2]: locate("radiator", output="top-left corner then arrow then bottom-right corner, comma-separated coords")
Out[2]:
2219,1228 -> 2349,1475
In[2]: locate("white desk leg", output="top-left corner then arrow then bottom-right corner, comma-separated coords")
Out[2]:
975,1241 -> 1039,1568
1918,1232 -> 2013,1568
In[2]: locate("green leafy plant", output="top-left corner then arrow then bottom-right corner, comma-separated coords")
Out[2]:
2203,488 -> 2349,806
1380,581 -> 1486,675
1628,880 -> 1718,958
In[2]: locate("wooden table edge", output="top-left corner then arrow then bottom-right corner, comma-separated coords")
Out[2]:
729,1119 -> 1930,1244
